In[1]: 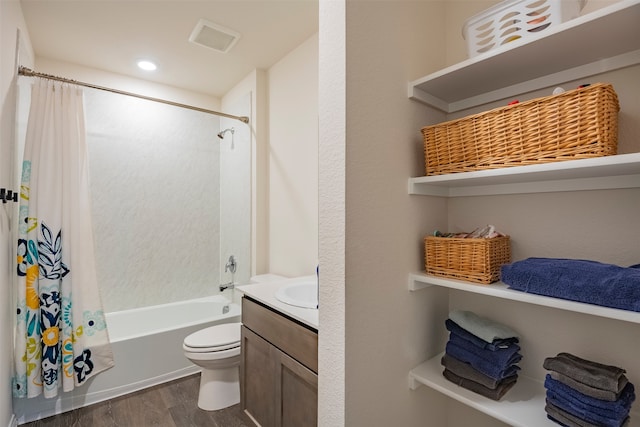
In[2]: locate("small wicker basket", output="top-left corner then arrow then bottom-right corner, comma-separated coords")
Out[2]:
421,83 -> 619,176
424,235 -> 511,284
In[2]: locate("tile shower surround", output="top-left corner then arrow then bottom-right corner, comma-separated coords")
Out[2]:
83,90 -> 221,312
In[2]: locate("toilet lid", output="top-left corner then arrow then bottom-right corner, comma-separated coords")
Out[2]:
184,322 -> 241,350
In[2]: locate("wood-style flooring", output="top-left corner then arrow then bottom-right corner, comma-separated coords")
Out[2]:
20,374 -> 255,427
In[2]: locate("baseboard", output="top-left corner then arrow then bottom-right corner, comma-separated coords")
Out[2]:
15,366 -> 201,424
81,365 -> 201,407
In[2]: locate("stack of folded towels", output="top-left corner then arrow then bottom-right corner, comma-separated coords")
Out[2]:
544,352 -> 636,427
441,310 -> 522,401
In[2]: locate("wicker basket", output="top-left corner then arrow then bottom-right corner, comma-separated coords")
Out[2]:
421,83 -> 619,176
424,235 -> 511,284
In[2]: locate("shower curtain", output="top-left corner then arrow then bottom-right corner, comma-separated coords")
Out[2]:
13,79 -> 114,399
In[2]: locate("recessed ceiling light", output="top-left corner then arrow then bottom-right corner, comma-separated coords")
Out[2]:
137,60 -> 157,71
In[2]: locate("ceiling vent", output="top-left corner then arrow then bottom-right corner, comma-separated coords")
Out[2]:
189,19 -> 241,54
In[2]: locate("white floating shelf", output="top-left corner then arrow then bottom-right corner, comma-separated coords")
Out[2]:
410,354 -> 640,427
409,273 -> 640,325
409,354 -> 552,427
408,0 -> 640,112
408,153 -> 640,197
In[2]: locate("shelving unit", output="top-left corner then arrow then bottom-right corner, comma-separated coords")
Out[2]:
409,153 -> 640,197
408,0 -> 640,113
409,273 -> 640,325
409,354 -> 551,427
407,1 -> 640,425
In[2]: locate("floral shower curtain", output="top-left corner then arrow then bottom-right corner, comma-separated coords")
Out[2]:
13,79 -> 114,399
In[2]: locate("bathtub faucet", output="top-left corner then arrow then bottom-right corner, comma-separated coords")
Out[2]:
219,281 -> 235,292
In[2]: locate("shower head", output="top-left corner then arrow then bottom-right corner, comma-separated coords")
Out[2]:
217,128 -> 235,139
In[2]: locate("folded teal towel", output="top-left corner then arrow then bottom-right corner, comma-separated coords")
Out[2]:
445,319 -> 519,351
501,258 -> 640,312
449,310 -> 519,343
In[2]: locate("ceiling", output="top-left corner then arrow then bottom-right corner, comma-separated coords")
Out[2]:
20,0 -> 319,98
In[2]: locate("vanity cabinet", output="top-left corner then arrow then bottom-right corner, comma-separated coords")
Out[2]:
241,296 -> 318,427
407,1 -> 640,426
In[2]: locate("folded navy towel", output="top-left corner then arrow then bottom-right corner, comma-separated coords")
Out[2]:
443,368 -> 517,401
544,352 -> 628,394
445,339 -> 521,381
546,399 -> 597,427
448,333 -> 521,366
545,400 -> 631,427
441,353 -> 517,390
501,258 -> 640,312
449,310 -> 519,342
546,384 -> 634,427
550,371 -> 628,402
547,390 -> 631,427
545,375 -> 635,417
445,319 -> 519,351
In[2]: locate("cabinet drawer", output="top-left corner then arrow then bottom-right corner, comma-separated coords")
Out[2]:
242,297 -> 318,373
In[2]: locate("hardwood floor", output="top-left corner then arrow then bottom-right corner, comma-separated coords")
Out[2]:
20,374 -> 255,427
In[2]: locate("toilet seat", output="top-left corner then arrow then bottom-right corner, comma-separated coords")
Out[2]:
183,322 -> 241,353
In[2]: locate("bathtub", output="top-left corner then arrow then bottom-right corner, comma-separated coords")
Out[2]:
13,294 -> 241,424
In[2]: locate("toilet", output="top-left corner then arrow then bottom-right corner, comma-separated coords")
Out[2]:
183,322 -> 242,411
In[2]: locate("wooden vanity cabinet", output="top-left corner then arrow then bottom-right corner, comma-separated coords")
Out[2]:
241,296 -> 318,427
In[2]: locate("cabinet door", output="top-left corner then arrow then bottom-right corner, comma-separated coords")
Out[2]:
241,326 -> 276,427
274,348 -> 318,427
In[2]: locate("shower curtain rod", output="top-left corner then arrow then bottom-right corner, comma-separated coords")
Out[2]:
18,66 -> 250,124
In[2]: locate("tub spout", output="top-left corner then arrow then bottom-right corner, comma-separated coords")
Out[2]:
219,282 -> 235,292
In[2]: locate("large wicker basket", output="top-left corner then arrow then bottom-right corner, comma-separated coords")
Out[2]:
424,236 -> 511,284
421,83 -> 619,176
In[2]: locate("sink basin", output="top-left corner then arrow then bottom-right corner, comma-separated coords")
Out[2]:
275,279 -> 318,309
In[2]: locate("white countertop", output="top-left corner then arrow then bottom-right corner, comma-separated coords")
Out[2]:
235,276 -> 319,330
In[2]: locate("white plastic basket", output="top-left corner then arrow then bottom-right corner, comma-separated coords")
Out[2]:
462,0 -> 586,58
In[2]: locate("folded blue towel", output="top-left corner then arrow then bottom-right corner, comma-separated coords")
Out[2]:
546,381 -> 634,427
546,400 -> 631,427
545,375 -> 635,417
445,339 -> 521,381
448,333 -> 521,366
547,389 -> 630,427
445,319 -> 519,351
501,258 -> 640,312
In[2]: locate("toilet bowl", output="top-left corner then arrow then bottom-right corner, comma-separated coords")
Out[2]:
183,322 -> 242,411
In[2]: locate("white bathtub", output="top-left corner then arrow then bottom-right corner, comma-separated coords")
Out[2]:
14,295 -> 241,424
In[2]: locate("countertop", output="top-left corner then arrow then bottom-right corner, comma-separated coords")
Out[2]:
235,275 -> 319,330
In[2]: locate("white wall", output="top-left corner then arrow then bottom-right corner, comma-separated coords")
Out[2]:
267,34 -> 319,277
222,69 -> 269,279
318,1 -> 345,423
1,1 -> 33,425
219,93 -> 253,289
342,2 -> 450,424
319,1 -> 452,425
34,58 -> 221,112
